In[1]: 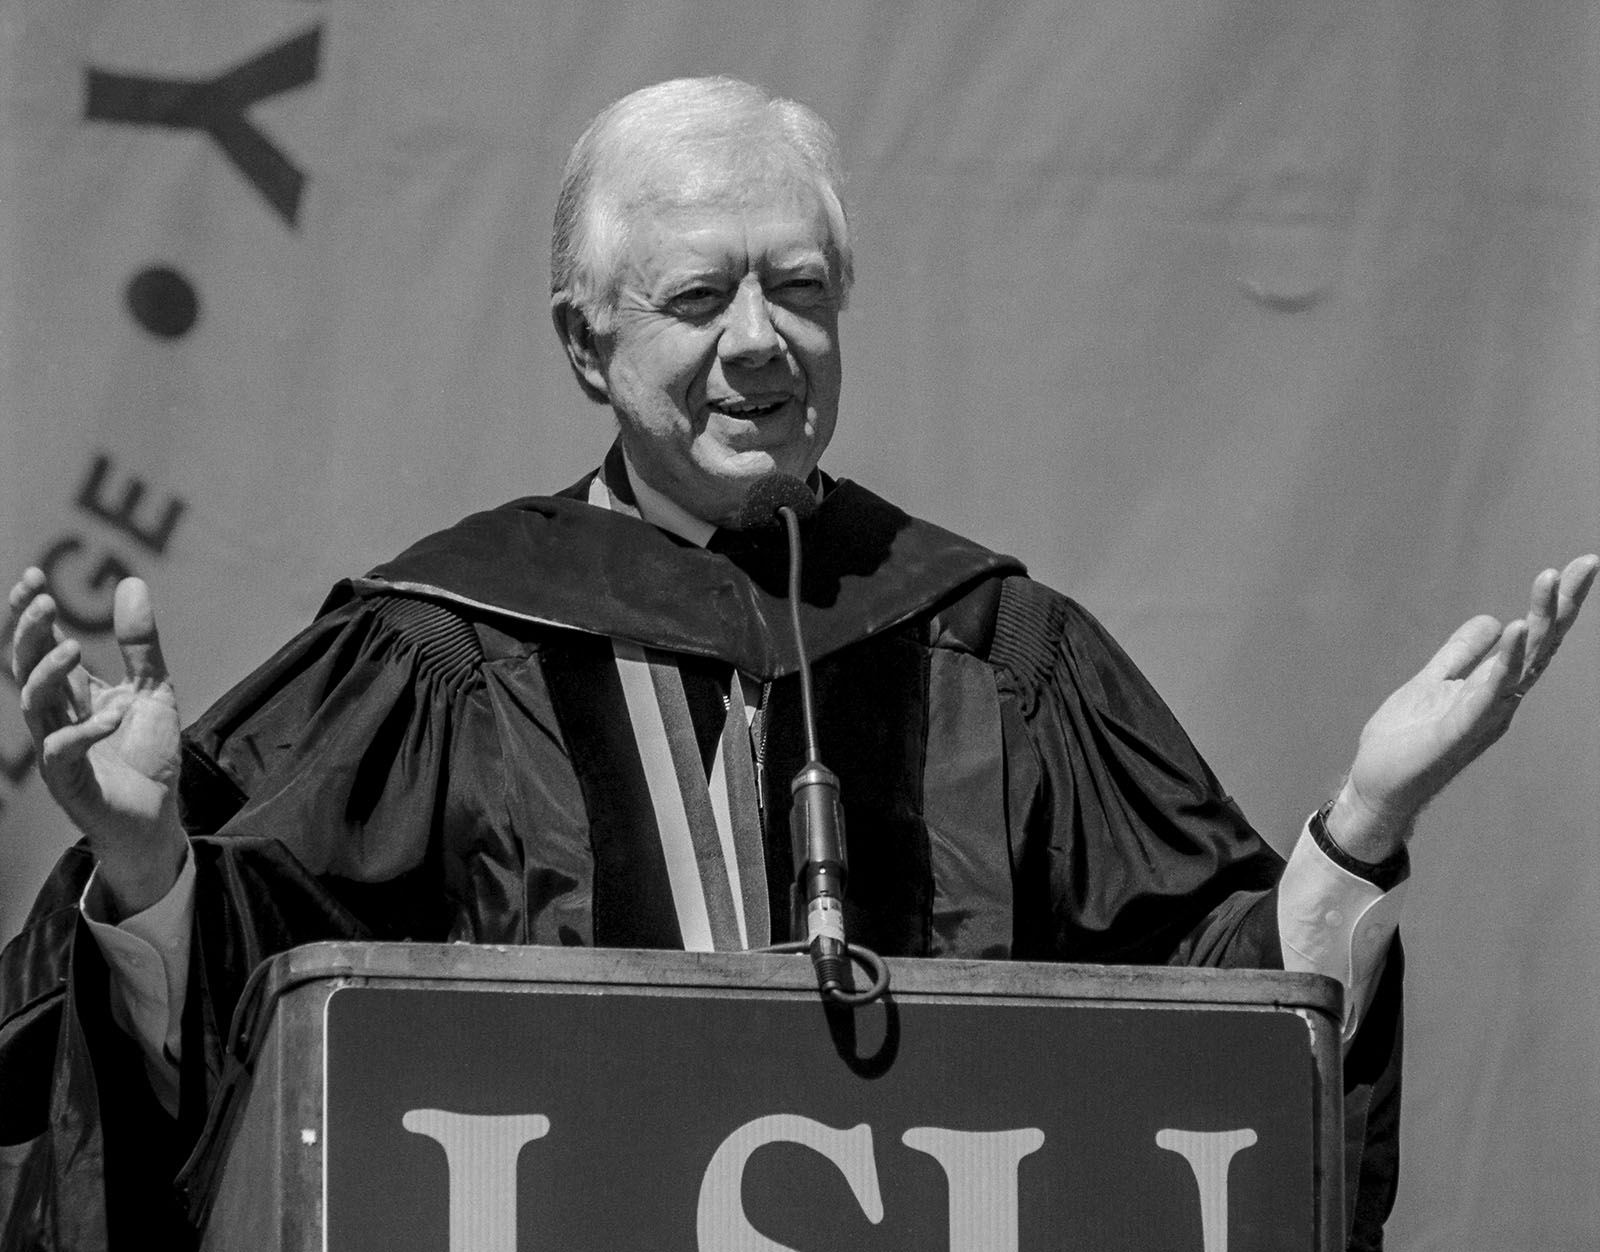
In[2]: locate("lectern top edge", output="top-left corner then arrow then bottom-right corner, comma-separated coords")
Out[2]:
238,940 -> 1342,1048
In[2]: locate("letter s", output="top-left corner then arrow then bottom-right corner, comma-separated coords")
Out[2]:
697,1114 -> 883,1252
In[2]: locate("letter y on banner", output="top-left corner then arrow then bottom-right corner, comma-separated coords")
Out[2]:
84,26 -> 321,227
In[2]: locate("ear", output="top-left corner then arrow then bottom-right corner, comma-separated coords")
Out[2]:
551,300 -> 611,405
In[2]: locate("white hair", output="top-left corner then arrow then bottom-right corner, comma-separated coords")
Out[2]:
550,77 -> 854,332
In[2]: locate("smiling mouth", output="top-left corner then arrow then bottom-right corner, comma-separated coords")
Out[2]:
709,397 -> 791,420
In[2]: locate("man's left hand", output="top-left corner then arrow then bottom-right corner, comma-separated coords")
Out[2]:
1328,554 -> 1599,862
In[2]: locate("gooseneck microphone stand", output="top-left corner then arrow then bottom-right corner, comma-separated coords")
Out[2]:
742,477 -> 888,1007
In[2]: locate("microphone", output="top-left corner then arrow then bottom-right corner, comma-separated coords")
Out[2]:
736,475 -> 852,999
732,472 -> 818,532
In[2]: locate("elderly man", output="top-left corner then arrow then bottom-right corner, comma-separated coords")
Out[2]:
2,77 -> 1594,1250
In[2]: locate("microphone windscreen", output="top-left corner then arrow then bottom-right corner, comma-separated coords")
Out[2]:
733,473 -> 818,530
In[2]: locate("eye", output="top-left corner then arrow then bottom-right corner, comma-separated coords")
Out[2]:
770,276 -> 831,306
665,286 -> 726,318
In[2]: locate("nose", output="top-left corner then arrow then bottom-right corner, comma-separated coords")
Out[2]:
719,278 -> 782,366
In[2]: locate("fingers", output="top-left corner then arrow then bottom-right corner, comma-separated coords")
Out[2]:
18,633 -> 84,737
113,578 -> 168,687
1511,553 -> 1597,696
11,569 -> 68,686
1520,567 -> 1560,667
1553,553 -> 1598,633
37,700 -> 125,771
7,566 -> 47,617
1485,619 -> 1527,706
1421,614 -> 1503,680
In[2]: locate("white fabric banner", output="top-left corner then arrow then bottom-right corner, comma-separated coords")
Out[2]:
3,1 -> 1595,1245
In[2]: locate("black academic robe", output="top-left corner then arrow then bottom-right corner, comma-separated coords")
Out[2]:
0,469 -> 1401,1250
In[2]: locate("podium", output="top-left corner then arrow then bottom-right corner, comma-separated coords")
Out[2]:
186,942 -> 1344,1251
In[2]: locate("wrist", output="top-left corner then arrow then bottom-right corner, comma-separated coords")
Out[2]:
92,822 -> 187,921
1326,782 -> 1414,864
1308,800 -> 1411,891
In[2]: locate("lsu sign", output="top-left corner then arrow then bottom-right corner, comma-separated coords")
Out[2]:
252,951 -> 1343,1252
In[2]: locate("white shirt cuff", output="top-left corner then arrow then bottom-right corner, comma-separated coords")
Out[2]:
1277,817 -> 1406,1043
81,845 -> 196,1115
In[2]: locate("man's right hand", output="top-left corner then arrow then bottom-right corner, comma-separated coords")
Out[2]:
10,568 -> 186,918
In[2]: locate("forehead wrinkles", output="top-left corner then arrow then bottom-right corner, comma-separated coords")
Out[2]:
601,147 -> 836,279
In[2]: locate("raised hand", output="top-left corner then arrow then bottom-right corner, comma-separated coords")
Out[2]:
10,568 -> 186,916
1330,554 -> 1599,862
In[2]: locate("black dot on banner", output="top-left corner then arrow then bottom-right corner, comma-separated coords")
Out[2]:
125,266 -> 200,339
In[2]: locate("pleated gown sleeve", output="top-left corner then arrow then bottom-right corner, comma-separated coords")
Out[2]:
981,574 -> 1402,1249
983,582 -> 1285,967
0,587 -> 584,1250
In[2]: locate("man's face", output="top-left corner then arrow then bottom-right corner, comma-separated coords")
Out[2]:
587,176 -> 844,526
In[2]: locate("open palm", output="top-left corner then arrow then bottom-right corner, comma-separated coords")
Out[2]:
11,571 -> 185,911
1342,556 -> 1597,842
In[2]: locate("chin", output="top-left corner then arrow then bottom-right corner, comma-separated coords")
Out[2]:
713,449 -> 794,483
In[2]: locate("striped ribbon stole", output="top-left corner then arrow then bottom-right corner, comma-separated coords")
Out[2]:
587,475 -> 771,950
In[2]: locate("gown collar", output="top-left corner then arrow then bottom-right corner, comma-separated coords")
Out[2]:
341,448 -> 1024,680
